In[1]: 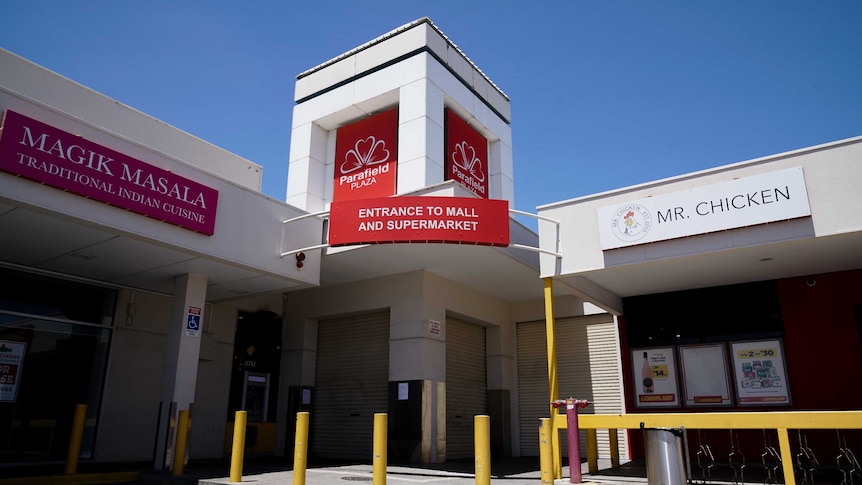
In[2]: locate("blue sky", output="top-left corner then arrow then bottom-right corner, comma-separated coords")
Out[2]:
3,1 -> 861,228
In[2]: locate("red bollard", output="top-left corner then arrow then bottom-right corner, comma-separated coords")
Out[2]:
553,398 -> 590,484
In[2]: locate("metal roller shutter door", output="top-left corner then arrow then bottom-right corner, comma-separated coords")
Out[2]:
580,319 -> 626,458
517,315 -> 626,458
517,319 -> 551,457
312,311 -> 390,460
446,317 -> 487,460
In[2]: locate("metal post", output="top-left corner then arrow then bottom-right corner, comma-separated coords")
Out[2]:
474,415 -> 491,485
373,413 -> 387,485
778,427 -> 796,485
539,418 -> 554,485
561,399 -> 589,483
230,410 -> 247,483
543,277 -> 562,479
565,400 -> 581,484
609,429 -> 620,468
586,429 -> 598,473
293,412 -> 309,485
172,410 -> 190,476
64,404 -> 87,475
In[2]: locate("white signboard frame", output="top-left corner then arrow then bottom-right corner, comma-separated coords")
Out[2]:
679,344 -> 733,407
632,347 -> 680,408
0,340 -> 27,402
731,339 -> 791,406
598,167 -> 811,249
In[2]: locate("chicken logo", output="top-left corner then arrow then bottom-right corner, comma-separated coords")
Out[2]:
622,211 -> 640,232
611,203 -> 652,242
339,136 -> 390,175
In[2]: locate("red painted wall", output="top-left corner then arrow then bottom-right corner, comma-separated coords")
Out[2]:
620,269 -> 862,462
779,270 -> 862,409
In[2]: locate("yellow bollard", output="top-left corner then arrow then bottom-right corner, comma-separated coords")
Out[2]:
778,428 -> 797,485
474,415 -> 490,485
172,410 -> 190,476
586,428 -> 598,473
64,404 -> 87,475
230,410 -> 247,483
543,278 -> 562,480
609,429 -> 619,468
552,414 -> 562,479
293,412 -> 310,485
373,413 -> 387,485
539,418 -> 554,485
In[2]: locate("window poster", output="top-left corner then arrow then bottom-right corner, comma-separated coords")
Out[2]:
0,340 -> 26,402
632,347 -> 679,407
731,339 -> 791,406
679,344 -> 732,407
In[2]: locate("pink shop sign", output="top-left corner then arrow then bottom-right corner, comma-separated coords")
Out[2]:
0,110 -> 218,235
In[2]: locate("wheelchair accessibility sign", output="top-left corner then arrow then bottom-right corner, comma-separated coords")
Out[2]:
186,306 -> 202,337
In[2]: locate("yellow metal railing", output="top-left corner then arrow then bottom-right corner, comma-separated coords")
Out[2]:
551,410 -> 862,485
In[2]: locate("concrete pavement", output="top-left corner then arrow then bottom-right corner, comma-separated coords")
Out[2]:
195,462 -> 648,485
0,456 -> 639,485
150,458 -> 651,485
5,448 -> 842,484
136,456 -> 802,485
6,456 -> 813,484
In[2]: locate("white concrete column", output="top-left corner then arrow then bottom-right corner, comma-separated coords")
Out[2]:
488,138 -> 515,208
154,272 -> 208,469
397,79 -> 445,194
388,281 -> 446,463
277,293 -> 319,457
286,121 -> 329,211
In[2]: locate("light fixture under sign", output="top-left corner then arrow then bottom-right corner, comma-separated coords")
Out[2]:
295,252 -> 306,269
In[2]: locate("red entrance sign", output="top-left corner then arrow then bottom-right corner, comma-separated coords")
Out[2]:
333,108 -> 398,201
328,196 -> 509,247
445,109 -> 488,198
0,110 -> 219,235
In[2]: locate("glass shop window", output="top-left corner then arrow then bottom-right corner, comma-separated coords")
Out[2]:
0,267 -> 116,463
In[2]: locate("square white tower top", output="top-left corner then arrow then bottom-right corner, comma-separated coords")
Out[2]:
287,18 -> 514,212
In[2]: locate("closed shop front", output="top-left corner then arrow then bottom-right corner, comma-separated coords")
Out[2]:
312,311 -> 389,460
517,314 -> 626,458
0,267 -> 116,463
445,317 -> 487,460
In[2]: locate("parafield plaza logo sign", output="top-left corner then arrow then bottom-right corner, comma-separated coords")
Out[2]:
446,109 -> 488,198
598,167 -> 811,250
329,108 -> 506,247
0,110 -> 219,235
333,109 -> 398,202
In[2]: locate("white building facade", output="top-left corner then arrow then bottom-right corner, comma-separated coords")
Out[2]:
537,136 -> 862,459
0,19 -> 625,469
